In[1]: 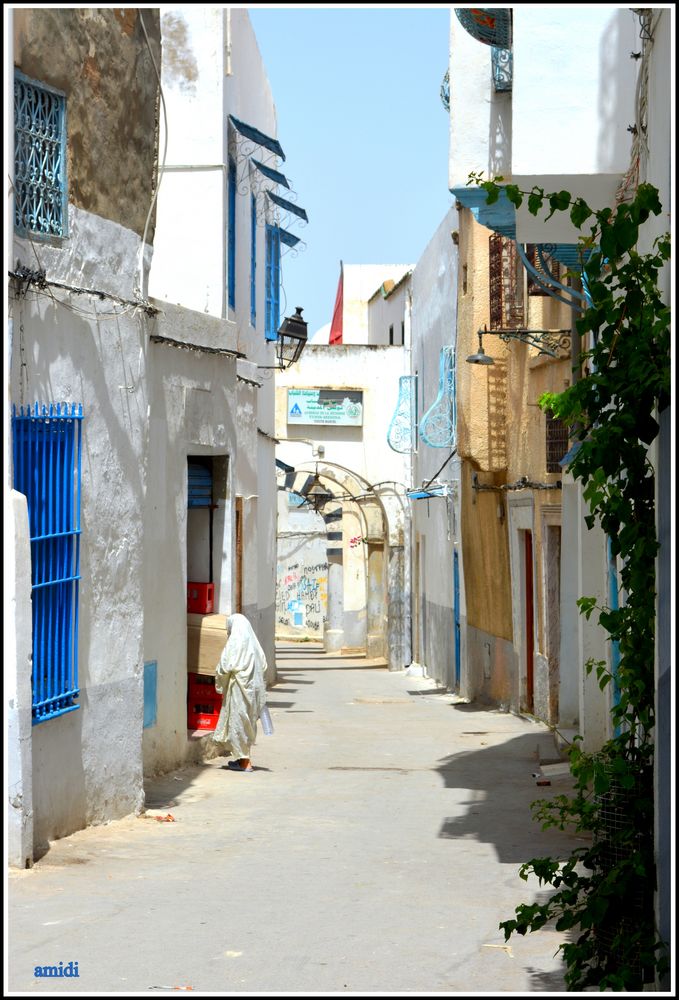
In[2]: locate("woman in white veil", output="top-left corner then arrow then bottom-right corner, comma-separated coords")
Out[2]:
213,614 -> 269,772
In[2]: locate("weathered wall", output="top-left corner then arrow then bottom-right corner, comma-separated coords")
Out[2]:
142,303 -> 238,776
410,207 -> 462,687
14,8 -> 161,239
276,522 -> 328,638
455,213 -> 507,471
9,225 -> 150,848
7,491 -> 34,868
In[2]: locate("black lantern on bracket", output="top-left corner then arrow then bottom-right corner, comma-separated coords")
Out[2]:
277,306 -> 308,369
305,471 -> 334,513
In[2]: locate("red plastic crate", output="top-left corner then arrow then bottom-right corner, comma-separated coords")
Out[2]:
188,672 -> 221,700
188,705 -> 221,731
187,673 -> 222,730
187,581 -> 214,614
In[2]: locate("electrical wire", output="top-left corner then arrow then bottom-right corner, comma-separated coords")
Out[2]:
136,10 -> 168,303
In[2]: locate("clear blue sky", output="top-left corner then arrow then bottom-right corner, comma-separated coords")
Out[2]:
248,6 -> 453,336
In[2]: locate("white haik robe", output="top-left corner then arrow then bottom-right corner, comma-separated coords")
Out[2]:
213,614 -> 268,759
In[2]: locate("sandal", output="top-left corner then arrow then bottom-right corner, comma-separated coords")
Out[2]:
227,760 -> 253,772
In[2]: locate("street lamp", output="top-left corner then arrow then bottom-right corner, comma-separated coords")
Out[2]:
466,325 -> 571,364
305,470 -> 334,512
466,330 -> 495,365
276,306 -> 308,369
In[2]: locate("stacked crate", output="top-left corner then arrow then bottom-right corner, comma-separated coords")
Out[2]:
187,672 -> 222,731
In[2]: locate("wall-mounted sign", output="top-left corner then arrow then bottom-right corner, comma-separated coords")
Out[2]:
287,389 -> 363,426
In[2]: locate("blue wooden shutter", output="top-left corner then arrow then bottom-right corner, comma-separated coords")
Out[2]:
265,224 -> 280,341
228,157 -> 236,309
250,194 -> 257,325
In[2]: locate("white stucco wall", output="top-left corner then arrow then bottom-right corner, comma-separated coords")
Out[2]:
7,491 -> 34,868
10,205 -> 150,848
512,7 -> 637,178
148,5 -> 282,714
277,345 -> 411,510
448,12 -> 493,191
368,279 -> 410,346
142,303 -> 239,775
513,7 -> 637,243
410,207 -> 461,688
341,265 -> 412,345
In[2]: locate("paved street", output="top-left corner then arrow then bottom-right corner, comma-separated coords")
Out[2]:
9,647 -> 580,994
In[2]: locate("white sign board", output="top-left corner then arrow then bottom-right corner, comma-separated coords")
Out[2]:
287,389 -> 363,426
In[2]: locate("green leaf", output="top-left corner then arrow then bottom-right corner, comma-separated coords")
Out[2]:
528,191 -> 544,215
570,197 -> 592,228
613,214 -> 639,252
635,182 -> 662,218
505,184 -> 523,207
482,182 -> 500,205
546,190 -> 571,220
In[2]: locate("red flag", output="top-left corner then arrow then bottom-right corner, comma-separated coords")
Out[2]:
329,261 -> 343,344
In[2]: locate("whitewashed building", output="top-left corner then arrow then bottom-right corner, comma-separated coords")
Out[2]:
7,7 -> 304,865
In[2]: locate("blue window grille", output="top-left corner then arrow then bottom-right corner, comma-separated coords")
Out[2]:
12,403 -> 83,723
250,194 -> 257,326
228,157 -> 236,310
265,224 -> 281,342
491,47 -> 513,92
14,70 -> 68,239
420,346 -> 457,448
387,375 -> 418,453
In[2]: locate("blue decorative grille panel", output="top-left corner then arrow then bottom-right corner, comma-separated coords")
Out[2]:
387,375 -> 418,453
14,71 -> 67,238
265,224 -> 280,342
228,157 -> 236,309
491,47 -> 513,91
12,403 -> 83,723
420,347 -> 457,448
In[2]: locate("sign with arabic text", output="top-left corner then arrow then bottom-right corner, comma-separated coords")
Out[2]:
287,389 -> 363,426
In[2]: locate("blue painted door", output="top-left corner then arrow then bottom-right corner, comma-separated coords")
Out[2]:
453,551 -> 461,688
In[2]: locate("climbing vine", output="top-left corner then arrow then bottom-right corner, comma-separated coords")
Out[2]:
468,173 -> 670,990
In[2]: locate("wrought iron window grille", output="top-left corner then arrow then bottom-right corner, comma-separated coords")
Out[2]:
545,409 -> 570,473
420,346 -> 456,448
14,71 -> 68,239
489,233 -> 524,329
491,47 -> 513,91
440,68 -> 450,111
387,375 -> 418,453
12,403 -> 83,723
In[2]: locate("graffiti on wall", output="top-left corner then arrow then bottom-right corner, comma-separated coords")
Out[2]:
276,558 -> 329,635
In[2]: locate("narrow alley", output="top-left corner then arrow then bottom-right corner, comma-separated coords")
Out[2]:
9,647 -> 579,994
